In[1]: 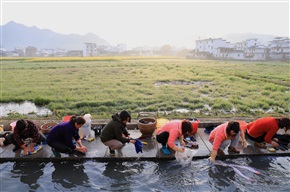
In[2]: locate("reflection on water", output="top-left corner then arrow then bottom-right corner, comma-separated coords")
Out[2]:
0,156 -> 290,191
52,161 -> 90,189
11,162 -> 46,190
0,101 -> 52,116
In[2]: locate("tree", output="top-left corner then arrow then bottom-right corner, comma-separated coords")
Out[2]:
160,45 -> 172,56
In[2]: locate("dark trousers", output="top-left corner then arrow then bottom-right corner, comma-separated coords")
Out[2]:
7,131 -> 46,147
246,130 -> 268,143
156,132 -> 169,147
47,138 -> 73,153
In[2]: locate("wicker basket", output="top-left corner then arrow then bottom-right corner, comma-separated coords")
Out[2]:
137,112 -> 157,136
41,122 -> 57,135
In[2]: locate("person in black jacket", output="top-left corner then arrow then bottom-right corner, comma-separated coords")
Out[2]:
47,116 -> 87,157
101,110 -> 135,155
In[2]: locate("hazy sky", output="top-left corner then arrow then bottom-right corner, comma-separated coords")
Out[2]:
1,0 -> 289,49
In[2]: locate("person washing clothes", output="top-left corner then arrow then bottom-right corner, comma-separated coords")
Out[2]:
100,110 -> 136,156
47,116 -> 87,157
156,119 -> 193,155
246,117 -> 290,148
208,121 -> 247,163
7,119 -> 46,155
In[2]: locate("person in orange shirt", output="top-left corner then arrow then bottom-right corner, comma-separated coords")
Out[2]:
246,117 -> 290,148
208,121 -> 247,162
156,120 -> 193,155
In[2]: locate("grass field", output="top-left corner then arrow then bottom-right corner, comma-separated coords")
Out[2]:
1,57 -> 289,119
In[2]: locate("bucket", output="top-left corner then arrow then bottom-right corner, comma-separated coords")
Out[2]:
62,115 -> 72,122
79,114 -> 92,139
156,118 -> 169,130
41,122 -> 58,135
186,118 -> 199,134
137,112 -> 157,136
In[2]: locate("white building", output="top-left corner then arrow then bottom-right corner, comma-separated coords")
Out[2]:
268,37 -> 290,61
245,45 -> 269,60
216,48 -> 245,60
188,37 -> 273,61
40,49 -> 54,57
235,38 -> 259,51
83,43 -> 99,57
196,38 -> 234,57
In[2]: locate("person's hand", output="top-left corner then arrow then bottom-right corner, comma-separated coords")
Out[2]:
180,141 -> 186,147
77,146 -> 87,153
242,140 -> 247,148
271,141 -> 279,147
130,140 -> 136,144
28,145 -> 35,152
208,156 -> 215,163
178,147 -> 185,152
273,138 -> 279,142
23,148 -> 29,155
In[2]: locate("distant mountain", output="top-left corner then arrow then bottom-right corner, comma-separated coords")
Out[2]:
0,21 -> 109,50
222,33 -> 278,46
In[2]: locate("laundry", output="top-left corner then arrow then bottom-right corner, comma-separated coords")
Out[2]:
214,160 -> 260,182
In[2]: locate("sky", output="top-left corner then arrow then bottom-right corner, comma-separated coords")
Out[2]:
1,0 -> 289,49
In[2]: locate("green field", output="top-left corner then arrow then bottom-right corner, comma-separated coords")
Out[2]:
1,57 -> 289,119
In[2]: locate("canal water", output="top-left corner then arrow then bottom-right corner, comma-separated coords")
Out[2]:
1,156 -> 289,191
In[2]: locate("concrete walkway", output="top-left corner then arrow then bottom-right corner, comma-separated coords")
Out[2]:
1,128 -> 289,162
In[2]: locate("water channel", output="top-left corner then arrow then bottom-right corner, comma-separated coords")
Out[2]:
1,156 -> 289,191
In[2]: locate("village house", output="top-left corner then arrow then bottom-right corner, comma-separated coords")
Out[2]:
187,37 -> 288,62
25,46 -> 37,57
83,43 -> 99,57
268,37 -> 290,61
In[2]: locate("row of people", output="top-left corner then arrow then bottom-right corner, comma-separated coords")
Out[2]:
5,113 -> 290,158
208,117 -> 290,162
5,110 -> 135,157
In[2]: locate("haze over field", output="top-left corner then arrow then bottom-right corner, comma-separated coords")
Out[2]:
1,0 -> 289,49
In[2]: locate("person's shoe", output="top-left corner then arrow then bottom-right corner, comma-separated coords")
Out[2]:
228,146 -> 240,153
161,146 -> 170,155
217,149 -> 225,156
254,142 -> 267,149
12,145 -> 20,152
52,148 -> 61,157
109,147 -> 115,156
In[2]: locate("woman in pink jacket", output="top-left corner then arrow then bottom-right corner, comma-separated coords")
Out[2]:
208,121 -> 247,162
156,120 -> 193,155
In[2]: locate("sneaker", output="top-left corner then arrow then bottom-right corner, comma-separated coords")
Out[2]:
52,148 -> 61,157
161,146 -> 170,155
109,147 -> 115,156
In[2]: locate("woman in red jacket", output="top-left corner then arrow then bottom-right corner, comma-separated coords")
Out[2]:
246,117 -> 290,148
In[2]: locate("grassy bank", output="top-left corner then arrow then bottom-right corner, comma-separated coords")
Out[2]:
1,57 -> 289,119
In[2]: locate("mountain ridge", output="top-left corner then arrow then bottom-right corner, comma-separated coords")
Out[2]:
0,21 -> 109,50
0,21 -> 284,51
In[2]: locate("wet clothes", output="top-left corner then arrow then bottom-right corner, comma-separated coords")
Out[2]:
47,121 -> 79,153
